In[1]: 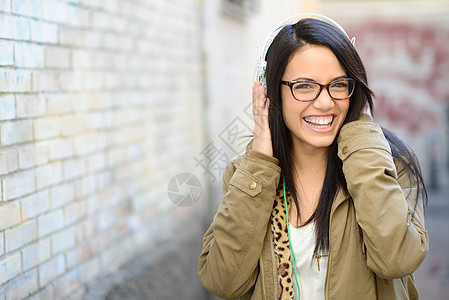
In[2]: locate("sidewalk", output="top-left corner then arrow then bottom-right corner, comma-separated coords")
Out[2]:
82,222 -> 209,300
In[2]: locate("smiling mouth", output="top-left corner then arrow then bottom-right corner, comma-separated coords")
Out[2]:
303,115 -> 334,129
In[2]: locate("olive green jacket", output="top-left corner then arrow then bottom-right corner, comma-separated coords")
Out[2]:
198,115 -> 428,299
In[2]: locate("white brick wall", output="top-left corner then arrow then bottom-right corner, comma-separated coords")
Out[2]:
0,0 -> 204,298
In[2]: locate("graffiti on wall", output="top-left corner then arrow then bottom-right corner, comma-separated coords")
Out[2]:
347,21 -> 449,136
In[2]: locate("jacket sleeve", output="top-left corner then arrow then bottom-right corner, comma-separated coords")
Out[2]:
337,114 -> 428,279
198,150 -> 281,299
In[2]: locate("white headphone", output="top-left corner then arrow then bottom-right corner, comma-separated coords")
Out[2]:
256,13 -> 356,91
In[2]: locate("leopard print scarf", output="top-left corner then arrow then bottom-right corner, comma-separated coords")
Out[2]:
270,184 -> 295,300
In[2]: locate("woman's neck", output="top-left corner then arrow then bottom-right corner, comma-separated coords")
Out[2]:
289,141 -> 328,227
291,142 -> 328,175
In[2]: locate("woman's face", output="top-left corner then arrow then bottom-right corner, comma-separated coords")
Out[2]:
281,45 -> 350,152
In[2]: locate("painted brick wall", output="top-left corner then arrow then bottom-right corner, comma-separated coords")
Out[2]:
0,0 -> 204,299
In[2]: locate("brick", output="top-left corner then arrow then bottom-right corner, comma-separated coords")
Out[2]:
79,257 -> 99,283
102,32 -> 121,52
0,41 -> 14,65
81,31 -> 102,49
98,208 -> 117,232
38,209 -> 64,237
14,43 -> 45,68
108,147 -> 126,166
26,285 -> 53,300
22,239 -> 51,271
2,170 -> 36,200
63,158 -> 87,181
58,27 -> 84,47
87,227 -> 111,254
18,142 -> 49,169
5,220 -> 37,252
21,189 -> 51,220
87,186 -> 121,214
35,162 -> 63,190
52,227 -> 76,254
64,200 -> 86,225
30,19 -> 58,44
74,176 -> 95,198
32,71 -> 59,92
0,252 -> 21,286
52,268 -> 81,299
87,153 -> 106,172
0,69 -> 32,93
16,94 -> 46,118
0,95 -> 16,121
39,254 -> 65,286
91,11 -> 113,31
0,148 -> 19,175
65,242 -> 91,269
33,117 -> 61,140
79,0 -> 104,10
0,201 -> 21,230
1,119 -> 33,146
71,50 -> 95,70
66,4 -> 90,28
50,183 -> 74,208
12,0 -> 42,18
0,233 -> 4,256
0,0 -> 11,12
0,15 -> 30,40
74,132 -> 107,156
59,71 -> 85,91
84,71 -> 104,90
45,47 -> 71,69
48,138 -> 73,161
42,0 -> 69,24
71,95 -> 97,112
75,217 -> 99,242
5,270 -> 39,300
46,94 -> 72,115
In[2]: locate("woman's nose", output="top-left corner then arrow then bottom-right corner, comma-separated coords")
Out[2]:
312,88 -> 335,110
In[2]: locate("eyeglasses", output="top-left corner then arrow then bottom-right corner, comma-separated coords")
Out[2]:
280,78 -> 355,102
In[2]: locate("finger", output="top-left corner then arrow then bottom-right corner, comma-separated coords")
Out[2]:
252,84 -> 266,115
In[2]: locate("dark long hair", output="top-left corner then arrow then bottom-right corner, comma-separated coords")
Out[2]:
265,18 -> 427,254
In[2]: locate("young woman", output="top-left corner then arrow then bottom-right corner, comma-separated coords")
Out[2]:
198,16 -> 428,300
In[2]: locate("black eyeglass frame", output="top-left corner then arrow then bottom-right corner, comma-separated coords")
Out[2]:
280,78 -> 356,102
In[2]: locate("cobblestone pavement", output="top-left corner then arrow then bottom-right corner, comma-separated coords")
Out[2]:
415,186 -> 449,300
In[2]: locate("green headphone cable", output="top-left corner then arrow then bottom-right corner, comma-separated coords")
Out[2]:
283,177 -> 301,299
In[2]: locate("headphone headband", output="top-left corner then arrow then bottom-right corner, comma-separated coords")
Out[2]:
256,13 -> 356,90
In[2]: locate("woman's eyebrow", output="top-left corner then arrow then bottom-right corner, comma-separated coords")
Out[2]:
291,77 -> 315,81
291,75 -> 348,82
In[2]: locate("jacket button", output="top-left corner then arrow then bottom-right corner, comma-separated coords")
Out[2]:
249,181 -> 257,190
342,146 -> 349,154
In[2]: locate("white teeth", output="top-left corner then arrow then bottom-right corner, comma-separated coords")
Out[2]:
304,116 -> 333,127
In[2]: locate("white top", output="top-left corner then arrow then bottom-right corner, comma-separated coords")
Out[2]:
289,222 -> 327,300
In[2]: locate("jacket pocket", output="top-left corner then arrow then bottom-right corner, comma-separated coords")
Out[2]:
229,168 -> 262,197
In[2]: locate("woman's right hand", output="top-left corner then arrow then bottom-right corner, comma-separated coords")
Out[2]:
252,81 -> 273,157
